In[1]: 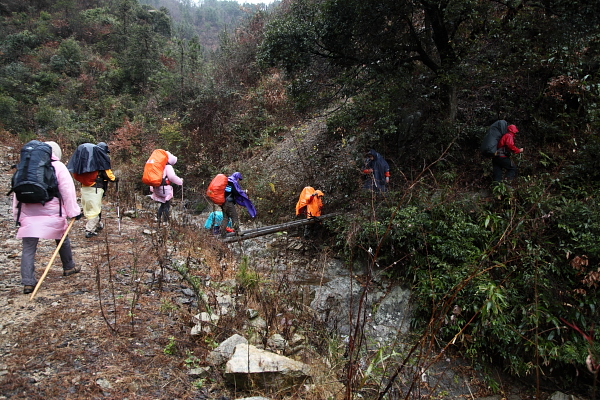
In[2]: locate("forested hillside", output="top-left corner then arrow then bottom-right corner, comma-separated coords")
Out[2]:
143,0 -> 277,49
1,0 -> 599,398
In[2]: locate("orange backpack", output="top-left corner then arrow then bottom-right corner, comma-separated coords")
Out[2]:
206,174 -> 228,205
142,149 -> 169,187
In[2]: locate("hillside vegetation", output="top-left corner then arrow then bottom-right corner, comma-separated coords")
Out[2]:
1,0 -> 599,397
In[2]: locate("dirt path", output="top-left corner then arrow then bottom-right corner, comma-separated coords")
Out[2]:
0,144 -> 230,399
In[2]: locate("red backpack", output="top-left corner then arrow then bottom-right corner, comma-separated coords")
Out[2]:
206,174 -> 228,205
142,149 -> 169,187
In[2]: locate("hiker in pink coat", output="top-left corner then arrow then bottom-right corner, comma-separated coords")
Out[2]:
149,151 -> 183,223
12,141 -> 82,294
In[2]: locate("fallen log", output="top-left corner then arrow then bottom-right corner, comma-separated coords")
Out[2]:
221,213 -> 339,243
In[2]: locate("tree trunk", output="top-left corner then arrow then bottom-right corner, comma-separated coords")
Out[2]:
441,83 -> 458,122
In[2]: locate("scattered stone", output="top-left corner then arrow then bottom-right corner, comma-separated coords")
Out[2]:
96,378 -> 112,389
289,333 -> 305,347
123,210 -> 137,218
235,397 -> 272,400
267,334 -> 287,352
182,288 -> 195,297
188,367 -> 210,378
190,312 -> 220,335
245,316 -> 267,333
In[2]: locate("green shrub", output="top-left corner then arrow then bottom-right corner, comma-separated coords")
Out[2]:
331,178 -> 600,384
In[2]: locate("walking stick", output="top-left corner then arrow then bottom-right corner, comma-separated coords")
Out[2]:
116,179 -> 121,235
29,218 -> 77,300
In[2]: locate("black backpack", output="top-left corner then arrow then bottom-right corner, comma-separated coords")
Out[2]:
7,140 -> 61,224
480,120 -> 508,158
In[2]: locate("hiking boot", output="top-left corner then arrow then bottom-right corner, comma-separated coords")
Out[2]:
95,224 -> 103,232
85,231 -> 97,238
63,266 -> 81,276
23,285 -> 34,294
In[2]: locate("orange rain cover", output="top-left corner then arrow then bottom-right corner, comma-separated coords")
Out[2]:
295,187 -> 323,217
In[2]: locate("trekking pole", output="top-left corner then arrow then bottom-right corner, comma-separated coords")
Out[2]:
29,218 -> 76,301
116,178 -> 121,235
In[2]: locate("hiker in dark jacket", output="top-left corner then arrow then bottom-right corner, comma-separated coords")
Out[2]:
362,149 -> 390,192
493,125 -> 524,182
73,142 -> 117,238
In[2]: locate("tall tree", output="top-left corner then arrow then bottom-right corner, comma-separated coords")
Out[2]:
260,0 -> 599,122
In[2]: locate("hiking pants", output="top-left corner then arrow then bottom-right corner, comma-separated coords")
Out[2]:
220,200 -> 239,236
157,200 -> 171,222
492,156 -> 517,182
85,212 -> 103,233
82,186 -> 104,232
20,237 -> 75,286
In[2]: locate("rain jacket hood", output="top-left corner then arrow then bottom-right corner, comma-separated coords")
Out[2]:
364,149 -> 390,191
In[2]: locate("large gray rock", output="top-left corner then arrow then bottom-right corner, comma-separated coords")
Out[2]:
547,392 -> 581,400
310,276 -> 363,336
225,344 -> 311,391
371,285 -> 412,341
208,334 -> 248,366
310,276 -> 411,343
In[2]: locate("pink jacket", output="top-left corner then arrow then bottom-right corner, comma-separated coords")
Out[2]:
13,155 -> 80,239
149,152 -> 183,203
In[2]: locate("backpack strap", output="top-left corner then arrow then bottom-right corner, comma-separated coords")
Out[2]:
15,201 -> 22,227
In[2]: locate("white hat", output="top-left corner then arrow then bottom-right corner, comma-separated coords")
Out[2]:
45,141 -> 62,161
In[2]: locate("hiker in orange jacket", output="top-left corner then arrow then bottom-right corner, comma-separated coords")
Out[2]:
296,187 -> 324,238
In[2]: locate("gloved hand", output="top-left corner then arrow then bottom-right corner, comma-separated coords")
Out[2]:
75,212 -> 84,220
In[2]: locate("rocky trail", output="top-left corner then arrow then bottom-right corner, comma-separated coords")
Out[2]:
0,143 -> 241,399
0,139 -> 585,400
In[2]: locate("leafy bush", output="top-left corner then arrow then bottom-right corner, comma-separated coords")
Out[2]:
331,177 -> 600,386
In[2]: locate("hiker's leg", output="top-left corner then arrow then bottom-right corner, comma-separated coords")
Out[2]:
220,202 -> 234,235
230,205 -> 240,232
20,237 -> 39,286
304,222 -> 311,238
157,202 -> 165,222
492,157 -> 504,182
96,212 -> 103,230
86,216 -> 100,233
162,200 -> 171,222
505,159 -> 518,180
82,187 -> 103,233
56,237 -> 75,271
